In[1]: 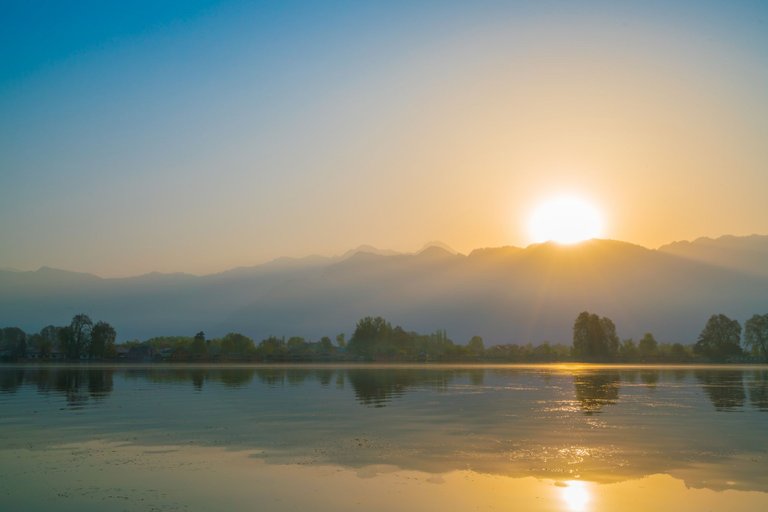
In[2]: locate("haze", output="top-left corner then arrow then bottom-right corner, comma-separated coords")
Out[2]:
2,1 -> 768,277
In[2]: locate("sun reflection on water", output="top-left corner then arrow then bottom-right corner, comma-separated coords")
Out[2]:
559,480 -> 591,512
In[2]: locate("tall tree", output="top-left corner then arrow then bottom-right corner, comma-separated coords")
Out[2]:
572,311 -> 619,361
191,331 -> 207,359
90,321 -> 117,360
744,314 -> 768,362
619,338 -> 638,361
347,316 -> 393,358
256,336 -> 286,361
286,336 -> 308,359
638,332 -> 659,360
61,314 -> 93,360
220,332 -> 255,358
694,314 -> 742,362
467,336 -> 485,358
0,327 -> 27,361
38,325 -> 61,359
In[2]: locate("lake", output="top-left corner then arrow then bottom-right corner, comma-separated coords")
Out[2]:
1,364 -> 767,511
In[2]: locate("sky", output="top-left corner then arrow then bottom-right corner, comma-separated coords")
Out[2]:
1,0 -> 767,277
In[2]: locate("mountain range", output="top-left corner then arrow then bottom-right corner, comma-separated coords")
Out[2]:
1,235 -> 767,345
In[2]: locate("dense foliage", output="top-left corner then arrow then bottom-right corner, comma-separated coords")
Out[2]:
694,314 -> 743,362
744,314 -> 768,362
1,314 -> 116,361
572,311 -> 620,361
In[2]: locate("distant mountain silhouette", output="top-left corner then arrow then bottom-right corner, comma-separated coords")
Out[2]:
1,236 -> 767,345
659,234 -> 768,277
339,244 -> 402,259
418,241 -> 459,255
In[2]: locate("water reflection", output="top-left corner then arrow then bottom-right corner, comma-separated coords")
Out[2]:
573,372 -> 620,415
639,370 -> 659,386
1,364 -> 767,496
0,366 -> 24,393
0,367 -> 114,407
559,480 -> 591,512
1,441 -> 764,512
346,368 -> 459,407
2,366 -> 768,414
748,370 -> 768,411
695,370 -> 746,411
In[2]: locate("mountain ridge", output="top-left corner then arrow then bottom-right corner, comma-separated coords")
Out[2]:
1,235 -> 766,345
658,233 -> 768,277
3,234 -> 765,280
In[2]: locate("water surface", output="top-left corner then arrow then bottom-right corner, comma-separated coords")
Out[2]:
1,364 -> 766,511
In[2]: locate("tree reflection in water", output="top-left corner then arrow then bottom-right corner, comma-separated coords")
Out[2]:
346,369 -> 410,407
747,370 -> 768,411
1,366 -> 767,414
695,370 -> 746,411
0,367 -> 114,407
0,367 -> 25,393
345,369 -> 487,407
639,370 -> 659,387
573,372 -> 620,415
218,368 -> 256,388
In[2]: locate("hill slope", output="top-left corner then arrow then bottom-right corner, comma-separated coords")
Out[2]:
658,234 -> 768,277
1,237 -> 767,344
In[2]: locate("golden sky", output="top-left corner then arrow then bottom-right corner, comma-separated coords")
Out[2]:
1,1 -> 767,276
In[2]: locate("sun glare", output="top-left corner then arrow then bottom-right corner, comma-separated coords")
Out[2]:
559,480 -> 592,512
528,196 -> 604,245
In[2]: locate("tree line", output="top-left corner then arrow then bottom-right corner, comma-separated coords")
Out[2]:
0,314 -> 116,361
571,311 -> 768,363
1,311 -> 767,363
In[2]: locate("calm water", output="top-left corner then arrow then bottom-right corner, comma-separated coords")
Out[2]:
1,364 -> 767,511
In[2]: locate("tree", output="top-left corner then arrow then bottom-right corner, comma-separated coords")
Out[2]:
572,311 -> 619,361
619,338 -> 638,361
220,332 -> 255,359
467,336 -> 485,358
257,336 -> 286,361
319,336 -> 334,354
694,314 -> 742,362
286,336 -> 308,359
191,331 -> 207,359
638,333 -> 659,360
667,343 -> 692,362
58,327 -> 74,359
61,314 -> 93,360
335,333 -> 346,349
38,325 -> 61,359
347,316 -> 393,358
90,321 -> 117,360
744,314 -> 768,362
0,327 -> 27,361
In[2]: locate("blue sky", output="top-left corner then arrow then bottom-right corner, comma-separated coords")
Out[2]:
2,1 -> 767,276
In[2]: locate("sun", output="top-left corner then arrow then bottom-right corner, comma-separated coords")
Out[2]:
528,195 -> 604,245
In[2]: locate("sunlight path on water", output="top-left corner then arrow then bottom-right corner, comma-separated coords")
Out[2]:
1,441 -> 767,512
560,480 -> 591,511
